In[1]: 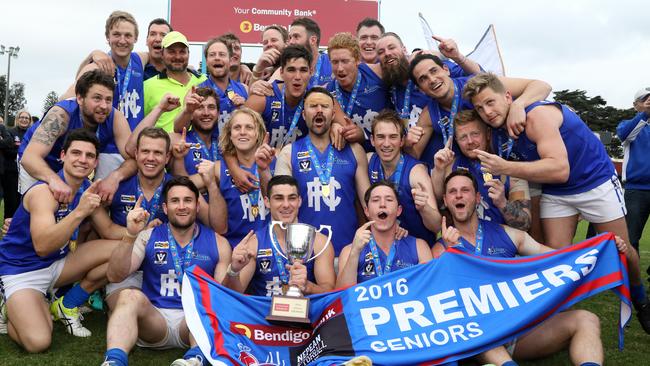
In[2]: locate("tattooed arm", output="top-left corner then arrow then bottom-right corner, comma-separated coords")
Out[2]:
21,105 -> 73,202
500,200 -> 531,232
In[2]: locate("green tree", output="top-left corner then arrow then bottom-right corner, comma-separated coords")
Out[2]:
0,75 -> 27,124
552,89 -> 635,158
42,90 -> 59,115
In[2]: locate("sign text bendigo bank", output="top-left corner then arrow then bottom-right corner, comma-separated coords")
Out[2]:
170,0 -> 379,44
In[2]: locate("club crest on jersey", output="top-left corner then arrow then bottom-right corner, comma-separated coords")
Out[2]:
120,194 -> 136,203
257,248 -> 272,258
370,170 -> 379,181
362,260 -> 375,276
192,150 -> 202,160
271,110 -> 280,122
298,159 -> 311,172
154,241 -> 169,249
259,258 -> 272,274
154,251 -> 168,265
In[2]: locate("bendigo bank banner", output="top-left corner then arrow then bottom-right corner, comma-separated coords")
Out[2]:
182,233 -> 631,366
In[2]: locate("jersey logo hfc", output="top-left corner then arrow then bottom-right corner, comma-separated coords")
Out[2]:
306,177 -> 341,211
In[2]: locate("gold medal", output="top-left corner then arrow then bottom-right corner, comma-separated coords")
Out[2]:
281,284 -> 289,295
321,183 -> 330,197
227,90 -> 236,100
251,205 -> 259,218
482,172 -> 493,182
69,240 -> 77,252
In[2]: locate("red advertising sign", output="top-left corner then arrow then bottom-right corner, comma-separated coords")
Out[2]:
169,0 -> 379,45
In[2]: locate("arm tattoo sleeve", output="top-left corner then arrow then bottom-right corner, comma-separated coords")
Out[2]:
502,200 -> 531,231
32,108 -> 69,146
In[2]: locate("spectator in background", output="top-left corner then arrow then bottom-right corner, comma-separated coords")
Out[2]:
0,116 -> 11,204
617,87 -> 650,255
3,109 -> 33,217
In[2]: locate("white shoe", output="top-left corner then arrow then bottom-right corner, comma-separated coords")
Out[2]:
50,297 -> 92,337
170,356 -> 203,366
0,296 -> 8,335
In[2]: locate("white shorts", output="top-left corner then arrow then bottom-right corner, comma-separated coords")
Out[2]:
136,307 -> 189,350
540,175 -> 626,223
528,183 -> 542,198
105,271 -> 143,298
17,162 -> 38,195
95,153 -> 125,180
0,258 -> 66,300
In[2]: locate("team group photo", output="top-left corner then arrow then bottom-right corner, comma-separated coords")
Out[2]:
0,0 -> 649,365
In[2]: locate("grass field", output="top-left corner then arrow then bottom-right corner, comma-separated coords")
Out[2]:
0,199 -> 649,365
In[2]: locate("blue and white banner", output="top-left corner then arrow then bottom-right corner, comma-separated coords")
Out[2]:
182,233 -> 631,366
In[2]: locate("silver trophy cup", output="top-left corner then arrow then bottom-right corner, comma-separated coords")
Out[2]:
268,221 -> 332,297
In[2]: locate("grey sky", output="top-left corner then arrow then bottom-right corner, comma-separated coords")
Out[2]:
1,0 -> 648,118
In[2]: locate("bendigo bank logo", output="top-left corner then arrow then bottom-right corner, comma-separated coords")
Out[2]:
231,322 -> 311,346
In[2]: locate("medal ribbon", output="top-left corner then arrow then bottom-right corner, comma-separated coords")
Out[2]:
305,137 -> 334,189
497,131 -> 514,159
136,177 -> 164,224
379,154 -> 405,190
271,229 -> 290,284
334,71 -> 362,116
368,236 -> 397,276
473,221 -> 484,255
61,171 -> 90,251
167,225 -> 195,282
281,86 -> 304,146
111,53 -> 133,104
244,163 -> 261,214
191,130 -> 220,161
391,80 -> 413,119
437,82 -> 460,145
207,77 -> 234,110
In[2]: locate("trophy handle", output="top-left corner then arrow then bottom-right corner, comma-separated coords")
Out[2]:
309,225 -> 332,261
269,221 -> 288,260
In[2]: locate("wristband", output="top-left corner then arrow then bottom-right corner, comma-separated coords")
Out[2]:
226,264 -> 240,277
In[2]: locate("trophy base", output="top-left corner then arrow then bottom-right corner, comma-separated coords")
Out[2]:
266,295 -> 311,328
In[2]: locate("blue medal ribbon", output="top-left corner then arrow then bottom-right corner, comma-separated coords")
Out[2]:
112,53 -> 133,105
207,77 -> 234,110
368,236 -> 397,276
391,80 -> 413,119
167,225 -> 195,283
281,85 -> 304,146
57,171 -> 90,250
244,163 -> 261,214
271,228 -> 290,284
305,137 -> 335,190
473,221 -> 484,255
136,177 -> 164,224
379,154 -> 405,192
437,82 -> 460,145
334,71 -> 362,116
497,131 -> 514,159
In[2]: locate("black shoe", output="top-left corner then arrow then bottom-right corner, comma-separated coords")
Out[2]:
637,301 -> 650,334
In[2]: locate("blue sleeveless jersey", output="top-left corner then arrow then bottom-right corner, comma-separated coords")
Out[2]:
114,52 -> 145,131
49,99 -> 116,169
356,236 -> 419,283
390,61 -> 468,131
183,129 -> 221,176
291,137 -> 358,255
261,80 -> 307,149
198,78 -> 248,137
420,77 -> 472,167
141,223 -> 220,309
308,53 -> 333,88
0,171 -> 90,275
327,63 -> 390,152
458,220 -> 517,258
110,173 -> 172,227
453,155 -> 509,225
368,153 -> 435,245
246,225 -> 316,297
220,161 -> 272,248
492,101 -> 615,195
